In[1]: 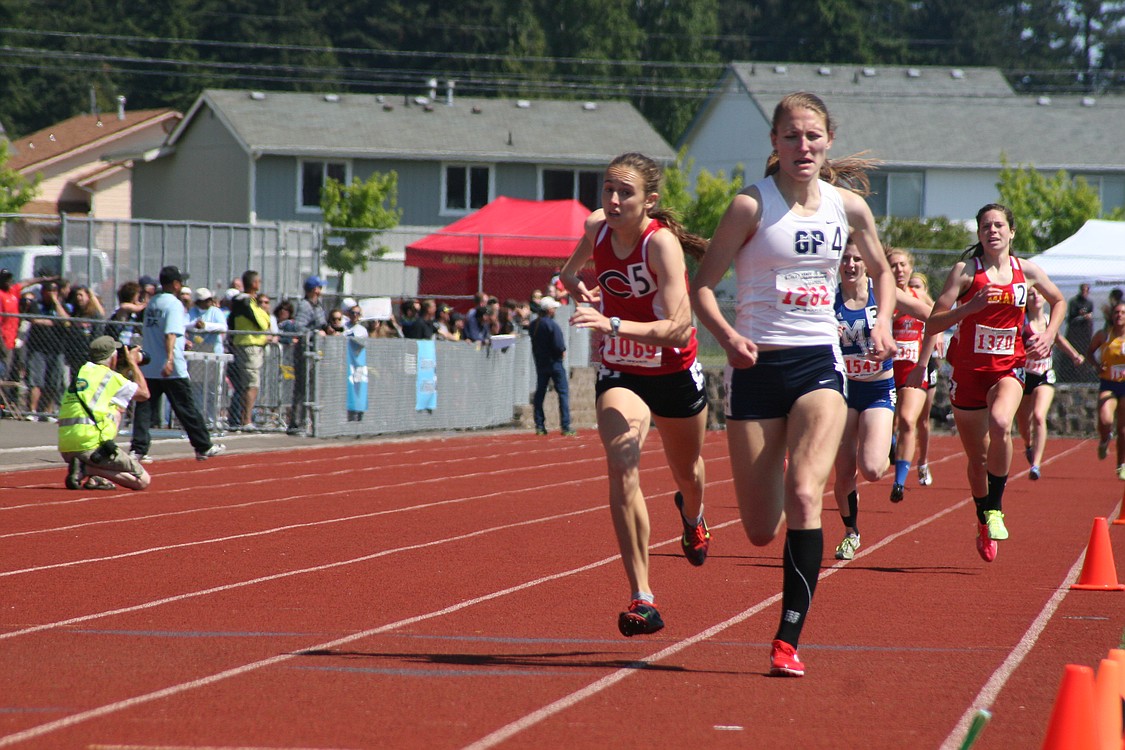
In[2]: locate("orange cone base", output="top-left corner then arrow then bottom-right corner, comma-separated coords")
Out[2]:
1071,518 -> 1125,591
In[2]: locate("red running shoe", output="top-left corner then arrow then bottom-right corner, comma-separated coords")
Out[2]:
618,600 -> 664,637
769,639 -> 804,677
674,491 -> 711,566
976,523 -> 997,563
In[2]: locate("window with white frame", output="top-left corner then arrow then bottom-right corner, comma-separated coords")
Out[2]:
1075,173 -> 1125,214
443,164 -> 492,213
542,168 -> 601,210
865,171 -> 924,218
299,160 -> 349,211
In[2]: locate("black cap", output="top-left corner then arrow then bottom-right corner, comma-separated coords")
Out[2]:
158,265 -> 189,285
0,268 -> 11,283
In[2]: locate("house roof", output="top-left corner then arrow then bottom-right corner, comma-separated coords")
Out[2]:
7,109 -> 181,172
174,89 -> 674,165
693,62 -> 1125,171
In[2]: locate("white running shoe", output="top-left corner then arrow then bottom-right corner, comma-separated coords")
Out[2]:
196,444 -> 226,461
917,465 -> 933,486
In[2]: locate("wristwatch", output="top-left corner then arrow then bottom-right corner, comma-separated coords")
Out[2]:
609,317 -> 621,338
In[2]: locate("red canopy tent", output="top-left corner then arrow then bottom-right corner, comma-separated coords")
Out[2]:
404,196 -> 593,304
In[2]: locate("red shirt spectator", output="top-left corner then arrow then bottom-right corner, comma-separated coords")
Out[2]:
0,269 -> 22,351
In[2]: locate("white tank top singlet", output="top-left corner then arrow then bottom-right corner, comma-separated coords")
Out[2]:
734,176 -> 849,347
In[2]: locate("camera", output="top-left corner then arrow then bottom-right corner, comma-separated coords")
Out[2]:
115,343 -> 151,372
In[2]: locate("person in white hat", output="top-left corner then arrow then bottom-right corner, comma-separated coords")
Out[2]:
188,287 -> 227,355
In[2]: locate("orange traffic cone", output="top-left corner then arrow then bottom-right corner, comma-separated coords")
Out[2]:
1097,659 -> 1123,750
1107,648 -> 1125,697
1042,664 -> 1098,750
1072,518 -> 1125,591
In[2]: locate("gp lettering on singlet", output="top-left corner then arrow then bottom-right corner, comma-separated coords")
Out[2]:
973,324 -> 1017,356
602,336 -> 662,368
599,262 -> 656,299
776,268 -> 832,313
793,227 -> 844,256
893,339 -> 920,362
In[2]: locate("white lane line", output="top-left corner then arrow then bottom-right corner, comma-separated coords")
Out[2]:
939,455 -> 1108,750
0,518 -> 745,747
462,444 -> 1088,750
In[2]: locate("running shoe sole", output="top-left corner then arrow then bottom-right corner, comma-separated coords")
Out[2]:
618,601 -> 664,637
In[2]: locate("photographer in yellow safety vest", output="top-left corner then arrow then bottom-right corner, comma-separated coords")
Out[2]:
58,335 -> 151,491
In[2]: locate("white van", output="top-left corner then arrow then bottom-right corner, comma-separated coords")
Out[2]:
0,244 -> 112,298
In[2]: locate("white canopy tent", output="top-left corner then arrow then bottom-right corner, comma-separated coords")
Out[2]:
1032,219 -> 1125,310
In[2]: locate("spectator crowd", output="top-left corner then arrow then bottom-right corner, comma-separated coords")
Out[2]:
0,263 -> 566,430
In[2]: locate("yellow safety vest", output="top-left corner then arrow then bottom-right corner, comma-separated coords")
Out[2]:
57,362 -> 129,453
231,299 -> 270,347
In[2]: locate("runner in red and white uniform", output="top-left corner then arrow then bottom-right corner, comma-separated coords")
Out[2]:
1016,286 -> 1084,481
907,272 -> 943,487
926,203 -> 1066,562
887,248 -> 935,502
692,92 -> 897,677
561,152 -> 710,639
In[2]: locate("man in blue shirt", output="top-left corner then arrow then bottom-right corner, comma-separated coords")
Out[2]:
128,266 -> 225,462
529,296 -> 573,436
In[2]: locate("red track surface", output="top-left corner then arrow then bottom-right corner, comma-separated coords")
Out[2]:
1,431 -> 1122,749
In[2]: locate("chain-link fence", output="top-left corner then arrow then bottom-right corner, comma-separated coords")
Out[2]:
0,308 -> 537,439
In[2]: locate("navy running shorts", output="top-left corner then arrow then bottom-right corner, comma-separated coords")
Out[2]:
846,376 -> 896,412
725,345 -> 845,420
1100,379 -> 1125,399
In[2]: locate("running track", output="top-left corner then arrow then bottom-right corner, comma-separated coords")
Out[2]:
1,431 -> 1122,749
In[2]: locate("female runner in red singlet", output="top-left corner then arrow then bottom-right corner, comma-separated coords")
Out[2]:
925,203 -> 1065,562
561,152 -> 710,638
887,249 -> 934,502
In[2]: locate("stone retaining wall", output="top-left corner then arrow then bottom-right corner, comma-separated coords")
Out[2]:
520,367 -> 1100,438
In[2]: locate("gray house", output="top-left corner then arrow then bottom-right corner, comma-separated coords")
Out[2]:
678,62 -> 1125,222
132,87 -> 674,231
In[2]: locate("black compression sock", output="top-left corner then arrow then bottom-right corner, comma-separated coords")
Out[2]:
987,472 -> 1008,513
774,528 -> 823,648
846,491 -> 858,533
974,496 -> 988,525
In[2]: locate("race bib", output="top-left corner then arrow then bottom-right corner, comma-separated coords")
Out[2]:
973,325 -> 1017,356
776,268 -> 832,313
1112,364 -> 1125,382
842,352 -> 884,380
1026,356 -> 1051,376
893,339 -> 920,363
603,336 -> 662,368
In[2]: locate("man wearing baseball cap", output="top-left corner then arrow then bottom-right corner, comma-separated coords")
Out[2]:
129,266 -> 225,462
59,335 -> 151,490
287,274 -> 327,434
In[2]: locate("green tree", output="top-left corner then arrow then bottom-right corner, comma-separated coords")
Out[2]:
997,156 -> 1101,257
662,150 -> 743,272
877,216 -> 973,252
320,171 -> 402,290
0,141 -> 40,214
